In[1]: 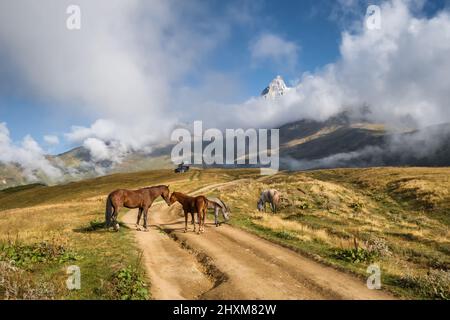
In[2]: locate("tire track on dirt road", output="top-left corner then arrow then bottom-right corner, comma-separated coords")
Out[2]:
122,201 -> 395,300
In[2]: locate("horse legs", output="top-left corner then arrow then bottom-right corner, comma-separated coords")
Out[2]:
143,207 -> 149,231
214,206 -> 219,227
270,201 -> 275,213
184,211 -> 188,233
112,207 -> 120,231
136,208 -> 143,230
193,211 -> 197,233
201,207 -> 207,233
191,212 -> 195,225
108,205 -> 116,229
196,211 -> 201,234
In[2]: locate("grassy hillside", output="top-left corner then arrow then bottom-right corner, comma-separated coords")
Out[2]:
2,114 -> 450,190
215,168 -> 450,299
0,167 -> 449,299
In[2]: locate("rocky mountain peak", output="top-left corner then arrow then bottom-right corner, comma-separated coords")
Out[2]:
261,75 -> 289,99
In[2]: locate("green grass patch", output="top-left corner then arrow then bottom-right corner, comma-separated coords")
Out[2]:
333,247 -> 378,264
110,263 -> 149,300
0,240 -> 78,270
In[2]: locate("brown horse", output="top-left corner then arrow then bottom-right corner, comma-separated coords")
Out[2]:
169,192 -> 208,234
105,185 -> 170,231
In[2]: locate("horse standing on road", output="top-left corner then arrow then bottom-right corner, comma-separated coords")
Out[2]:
207,197 -> 231,227
169,192 -> 208,234
105,185 -> 171,231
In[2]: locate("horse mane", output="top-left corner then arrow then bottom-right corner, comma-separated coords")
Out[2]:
173,191 -> 189,199
143,185 -> 168,189
172,191 -> 194,204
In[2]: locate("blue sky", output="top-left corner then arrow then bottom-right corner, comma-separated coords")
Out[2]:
0,0 -> 449,155
0,0 -> 346,153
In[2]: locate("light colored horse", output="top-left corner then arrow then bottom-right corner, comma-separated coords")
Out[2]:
257,189 -> 281,213
207,197 -> 231,227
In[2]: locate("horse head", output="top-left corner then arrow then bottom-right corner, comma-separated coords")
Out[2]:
161,185 -> 171,206
257,199 -> 264,212
223,209 -> 231,221
169,192 -> 178,205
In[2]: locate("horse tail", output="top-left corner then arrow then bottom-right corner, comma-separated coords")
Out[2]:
105,194 -> 114,227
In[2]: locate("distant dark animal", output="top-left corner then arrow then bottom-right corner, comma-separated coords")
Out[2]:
169,191 -> 208,234
105,185 -> 171,231
174,162 -> 190,173
257,189 -> 281,213
207,197 -> 231,227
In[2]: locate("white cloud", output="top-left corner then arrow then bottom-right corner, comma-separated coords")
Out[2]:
43,135 -> 59,145
0,0 -> 229,163
0,123 -> 62,181
249,33 -> 300,70
206,0 -> 450,132
1,0 -> 450,176
82,138 -> 110,162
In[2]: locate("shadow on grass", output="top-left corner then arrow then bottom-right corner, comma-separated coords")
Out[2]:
73,220 -> 130,233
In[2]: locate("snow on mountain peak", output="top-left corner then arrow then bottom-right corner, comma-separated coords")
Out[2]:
261,75 -> 290,100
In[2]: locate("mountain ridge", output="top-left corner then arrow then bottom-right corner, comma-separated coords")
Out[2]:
2,76 -> 450,189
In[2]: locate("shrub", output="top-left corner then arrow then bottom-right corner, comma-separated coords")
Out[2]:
0,261 -> 56,299
274,230 -> 297,240
397,269 -> 450,300
0,241 -> 78,269
333,247 -> 378,263
365,237 -> 392,257
111,266 -> 149,300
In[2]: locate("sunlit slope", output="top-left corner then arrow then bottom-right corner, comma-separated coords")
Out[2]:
0,167 -> 449,299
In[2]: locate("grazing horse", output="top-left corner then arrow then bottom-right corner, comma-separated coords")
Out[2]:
169,192 -> 208,234
105,185 -> 171,231
257,189 -> 281,213
207,197 -> 231,227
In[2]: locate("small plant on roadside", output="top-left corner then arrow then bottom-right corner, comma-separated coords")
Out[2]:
333,247 -> 378,263
274,230 -> 297,240
333,237 -> 378,263
365,237 -> 392,257
111,262 -> 149,300
0,241 -> 78,270
396,269 -> 450,300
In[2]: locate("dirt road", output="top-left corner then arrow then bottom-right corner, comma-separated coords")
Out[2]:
122,203 -> 395,300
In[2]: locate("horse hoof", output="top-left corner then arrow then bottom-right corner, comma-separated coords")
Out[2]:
143,228 -> 149,232
184,229 -> 187,233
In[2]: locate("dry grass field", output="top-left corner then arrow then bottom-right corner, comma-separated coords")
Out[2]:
0,167 -> 449,299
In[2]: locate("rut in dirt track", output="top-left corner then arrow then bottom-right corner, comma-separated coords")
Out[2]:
122,203 -> 395,300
